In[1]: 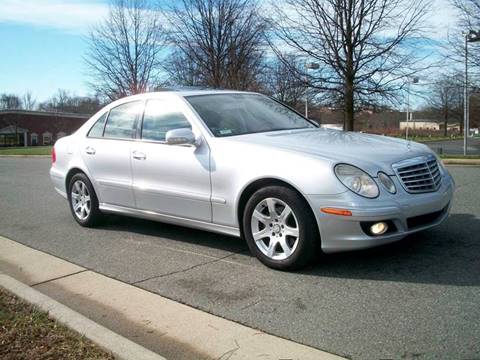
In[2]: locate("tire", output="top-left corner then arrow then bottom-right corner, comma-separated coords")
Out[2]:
242,185 -> 319,270
68,173 -> 103,227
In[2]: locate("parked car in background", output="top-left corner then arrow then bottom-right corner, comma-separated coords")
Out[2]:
50,90 -> 454,270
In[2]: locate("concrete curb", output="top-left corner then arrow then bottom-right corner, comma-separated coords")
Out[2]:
0,274 -> 166,360
0,235 -> 343,360
442,159 -> 480,165
0,154 -> 50,158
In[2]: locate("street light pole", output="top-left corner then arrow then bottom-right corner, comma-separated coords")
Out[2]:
304,62 -> 320,118
305,70 -> 309,118
406,83 -> 410,140
464,33 -> 468,156
405,77 -> 419,141
464,30 -> 480,155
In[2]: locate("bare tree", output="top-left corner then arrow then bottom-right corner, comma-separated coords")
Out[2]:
0,94 -> 23,145
163,51 -> 203,87
450,1 -> 480,67
39,89 -> 103,114
85,0 -> 166,100
165,0 -> 268,90
0,94 -> 22,110
272,0 -> 431,131
446,0 -> 480,103
22,91 -> 36,110
452,0 -> 480,32
427,74 -> 463,136
260,54 -> 306,109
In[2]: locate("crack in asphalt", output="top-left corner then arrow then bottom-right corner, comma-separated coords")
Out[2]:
131,250 -> 248,285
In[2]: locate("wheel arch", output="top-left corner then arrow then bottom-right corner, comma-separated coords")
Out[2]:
236,177 -> 320,239
65,167 -> 92,195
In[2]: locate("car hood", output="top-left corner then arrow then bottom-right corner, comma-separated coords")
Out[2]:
229,128 -> 433,176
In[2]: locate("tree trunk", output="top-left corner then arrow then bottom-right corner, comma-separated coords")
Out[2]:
344,79 -> 355,131
443,104 -> 448,137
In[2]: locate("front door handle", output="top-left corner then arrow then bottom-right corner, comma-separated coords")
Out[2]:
132,151 -> 146,160
85,146 -> 96,155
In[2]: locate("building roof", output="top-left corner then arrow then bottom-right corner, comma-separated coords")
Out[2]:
0,109 -> 90,119
0,109 -> 90,138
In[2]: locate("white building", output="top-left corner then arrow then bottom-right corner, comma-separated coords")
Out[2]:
399,120 -> 440,131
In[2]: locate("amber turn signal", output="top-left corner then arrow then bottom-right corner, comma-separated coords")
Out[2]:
321,207 -> 353,216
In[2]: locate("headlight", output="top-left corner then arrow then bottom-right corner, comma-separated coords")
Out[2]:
435,155 -> 447,176
334,164 -> 379,198
378,172 -> 396,194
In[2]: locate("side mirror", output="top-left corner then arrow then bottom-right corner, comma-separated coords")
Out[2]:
165,128 -> 197,146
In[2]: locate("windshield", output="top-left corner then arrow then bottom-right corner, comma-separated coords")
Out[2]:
185,93 -> 317,137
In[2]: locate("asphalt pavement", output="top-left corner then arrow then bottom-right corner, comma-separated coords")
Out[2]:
0,158 -> 479,359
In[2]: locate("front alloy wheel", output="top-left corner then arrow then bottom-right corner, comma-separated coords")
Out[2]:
243,186 -> 319,270
251,198 -> 299,260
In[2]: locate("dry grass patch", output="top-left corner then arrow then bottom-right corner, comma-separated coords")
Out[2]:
0,288 -> 114,360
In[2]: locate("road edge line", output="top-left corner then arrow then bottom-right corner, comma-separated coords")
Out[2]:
0,273 -> 166,360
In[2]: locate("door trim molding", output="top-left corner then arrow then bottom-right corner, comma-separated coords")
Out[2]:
132,184 -> 211,202
97,179 -> 132,190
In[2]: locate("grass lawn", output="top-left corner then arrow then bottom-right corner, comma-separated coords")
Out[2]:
0,289 -> 114,360
407,136 -> 464,142
439,154 -> 480,159
0,146 -> 52,155
417,137 -> 463,143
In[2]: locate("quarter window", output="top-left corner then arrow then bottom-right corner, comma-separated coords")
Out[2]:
103,101 -> 142,139
141,99 -> 191,142
88,112 -> 107,137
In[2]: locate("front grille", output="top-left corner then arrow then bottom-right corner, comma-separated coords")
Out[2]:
393,156 -> 441,194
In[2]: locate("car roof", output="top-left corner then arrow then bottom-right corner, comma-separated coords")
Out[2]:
149,88 -> 257,97
99,88 -> 261,113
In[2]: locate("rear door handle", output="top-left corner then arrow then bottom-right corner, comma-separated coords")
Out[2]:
85,146 -> 96,155
132,151 -> 146,160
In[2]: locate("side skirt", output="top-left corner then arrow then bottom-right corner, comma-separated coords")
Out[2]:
99,203 -> 241,238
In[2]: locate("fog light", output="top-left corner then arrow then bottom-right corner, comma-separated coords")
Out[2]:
370,222 -> 388,235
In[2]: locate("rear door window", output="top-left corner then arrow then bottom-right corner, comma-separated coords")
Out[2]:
103,101 -> 142,140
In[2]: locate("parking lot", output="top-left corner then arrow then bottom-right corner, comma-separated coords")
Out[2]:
0,158 -> 479,359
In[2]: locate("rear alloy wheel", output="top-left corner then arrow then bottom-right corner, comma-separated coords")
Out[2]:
71,180 -> 91,220
243,186 -> 319,270
68,173 -> 102,227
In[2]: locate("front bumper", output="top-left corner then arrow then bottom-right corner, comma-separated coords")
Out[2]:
308,172 -> 455,253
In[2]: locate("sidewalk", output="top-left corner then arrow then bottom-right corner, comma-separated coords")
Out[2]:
0,235 -> 343,360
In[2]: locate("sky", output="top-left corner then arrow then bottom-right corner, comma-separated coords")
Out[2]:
0,0 -> 460,104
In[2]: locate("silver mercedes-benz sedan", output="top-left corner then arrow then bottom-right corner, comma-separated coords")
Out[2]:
50,90 -> 454,270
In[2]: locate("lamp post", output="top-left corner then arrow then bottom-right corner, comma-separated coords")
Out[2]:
405,77 -> 419,141
464,30 -> 480,155
304,62 -> 320,118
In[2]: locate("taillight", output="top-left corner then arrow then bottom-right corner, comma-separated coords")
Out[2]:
52,146 -> 56,164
